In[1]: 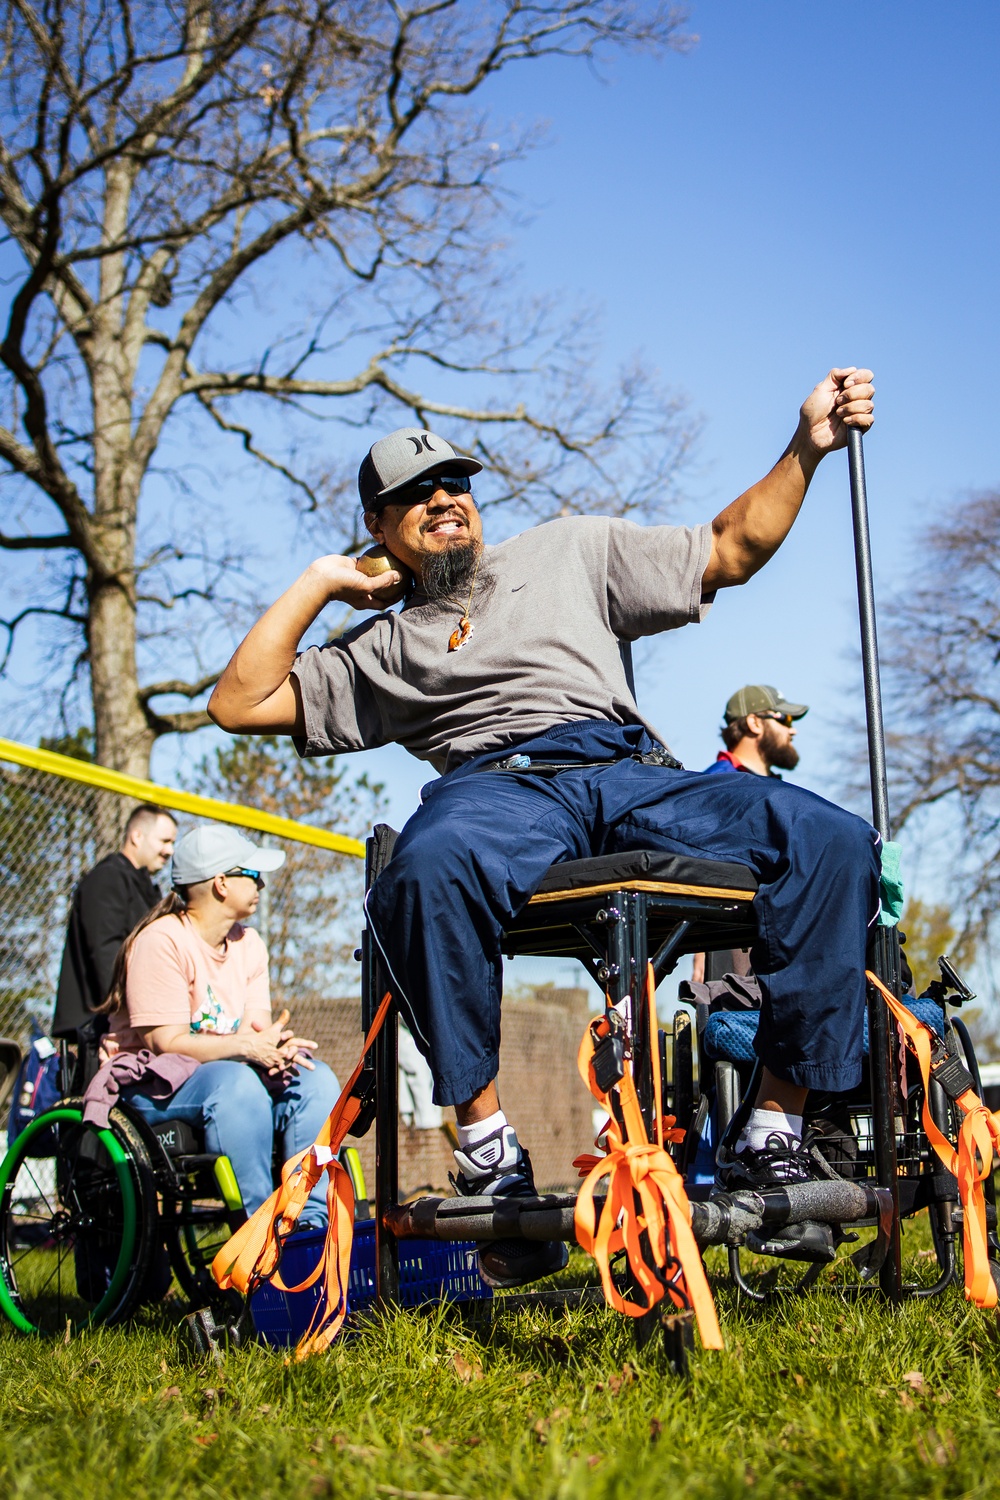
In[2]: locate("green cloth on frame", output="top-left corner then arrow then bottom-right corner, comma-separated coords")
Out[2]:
878,840 -> 904,927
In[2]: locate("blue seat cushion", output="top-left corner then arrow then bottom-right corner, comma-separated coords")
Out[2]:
702,996 -> 946,1067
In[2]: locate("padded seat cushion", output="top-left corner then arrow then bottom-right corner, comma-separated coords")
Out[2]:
534,848 -> 758,897
703,997 -> 947,1066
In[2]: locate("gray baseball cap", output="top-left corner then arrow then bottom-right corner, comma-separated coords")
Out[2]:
358,426 -> 482,512
724,684 -> 809,722
171,826 -> 285,887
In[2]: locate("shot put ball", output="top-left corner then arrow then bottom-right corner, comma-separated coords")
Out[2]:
356,546 -> 411,583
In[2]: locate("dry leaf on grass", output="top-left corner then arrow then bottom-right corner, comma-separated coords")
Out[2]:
902,1370 -> 926,1393
450,1352 -> 483,1384
158,1387 -> 182,1402
649,1418 -> 663,1442
193,1433 -> 218,1447
606,1362 -> 638,1396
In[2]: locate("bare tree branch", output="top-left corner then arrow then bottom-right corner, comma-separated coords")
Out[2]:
845,489 -> 1000,950
0,0 -> 694,775
137,672 -> 219,705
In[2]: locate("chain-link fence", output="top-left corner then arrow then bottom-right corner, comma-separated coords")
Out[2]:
0,739 -> 596,1192
0,741 -> 366,1047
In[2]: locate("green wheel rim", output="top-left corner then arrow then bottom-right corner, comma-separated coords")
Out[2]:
0,1107 -> 138,1335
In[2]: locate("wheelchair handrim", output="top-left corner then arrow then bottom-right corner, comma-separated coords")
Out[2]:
0,1107 -> 138,1334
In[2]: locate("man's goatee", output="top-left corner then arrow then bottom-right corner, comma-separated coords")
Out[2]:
421,539 -> 482,600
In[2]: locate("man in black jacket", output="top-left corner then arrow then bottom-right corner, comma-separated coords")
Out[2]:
52,804 -> 178,1037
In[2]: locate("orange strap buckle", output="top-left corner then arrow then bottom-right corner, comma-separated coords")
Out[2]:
867,970 -> 1000,1309
573,963 -> 723,1351
212,992 -> 392,1358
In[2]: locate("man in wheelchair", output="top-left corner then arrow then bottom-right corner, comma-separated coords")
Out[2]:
98,824 -> 340,1226
209,367 -> 879,1288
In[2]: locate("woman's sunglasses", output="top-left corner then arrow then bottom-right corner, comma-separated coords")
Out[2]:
388,473 -> 472,508
224,867 -> 265,889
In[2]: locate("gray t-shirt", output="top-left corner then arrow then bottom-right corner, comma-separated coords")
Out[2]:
292,515 -> 713,773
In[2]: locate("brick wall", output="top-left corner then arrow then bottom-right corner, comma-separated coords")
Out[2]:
290,985 -> 594,1198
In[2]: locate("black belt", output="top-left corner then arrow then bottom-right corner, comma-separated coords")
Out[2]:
478,748 -> 683,776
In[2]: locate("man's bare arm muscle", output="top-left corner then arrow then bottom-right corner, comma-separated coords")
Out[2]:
702,368 -> 874,593
208,557 -> 404,734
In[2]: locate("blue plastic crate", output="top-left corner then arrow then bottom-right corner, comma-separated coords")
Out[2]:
251,1220 -> 492,1348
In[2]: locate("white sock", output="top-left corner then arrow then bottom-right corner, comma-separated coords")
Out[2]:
455,1109 -> 508,1153
736,1107 -> 803,1154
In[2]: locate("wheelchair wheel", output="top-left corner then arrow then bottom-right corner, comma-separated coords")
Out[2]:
0,1104 -> 158,1335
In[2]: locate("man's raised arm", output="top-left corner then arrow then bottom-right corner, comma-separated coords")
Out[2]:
702,367 -> 874,593
208,555 -> 405,734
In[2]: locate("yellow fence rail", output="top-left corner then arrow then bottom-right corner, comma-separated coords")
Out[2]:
0,738 -> 364,859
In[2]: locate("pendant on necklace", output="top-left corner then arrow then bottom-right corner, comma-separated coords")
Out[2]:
448,615 -> 473,652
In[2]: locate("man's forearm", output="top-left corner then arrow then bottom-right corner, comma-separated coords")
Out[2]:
208,568 -> 331,731
702,367 -> 875,593
706,431 -> 820,589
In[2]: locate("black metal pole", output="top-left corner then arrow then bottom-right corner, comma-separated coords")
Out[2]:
374,998 -> 400,1305
365,833 -> 400,1307
847,426 -> 903,1300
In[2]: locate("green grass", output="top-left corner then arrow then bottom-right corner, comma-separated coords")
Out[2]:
2,1217 -> 1000,1500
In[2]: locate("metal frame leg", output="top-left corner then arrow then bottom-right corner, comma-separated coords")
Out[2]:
867,926 -> 903,1300
374,996 -> 399,1305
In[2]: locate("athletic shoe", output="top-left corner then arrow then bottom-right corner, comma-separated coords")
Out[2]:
714,1128 -> 839,1193
451,1124 -> 569,1289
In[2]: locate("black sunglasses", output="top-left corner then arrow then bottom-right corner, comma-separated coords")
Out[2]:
387,473 -> 472,508
224,867 -> 264,888
759,712 -> 794,729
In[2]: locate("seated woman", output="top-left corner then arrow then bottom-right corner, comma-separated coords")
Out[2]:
102,823 -> 340,1224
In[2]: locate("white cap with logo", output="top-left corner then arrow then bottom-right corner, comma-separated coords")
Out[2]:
170,826 -> 286,887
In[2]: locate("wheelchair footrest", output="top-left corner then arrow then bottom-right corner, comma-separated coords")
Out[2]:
386,1177 -> 889,1250
745,1220 -> 838,1264
385,1193 -> 587,1244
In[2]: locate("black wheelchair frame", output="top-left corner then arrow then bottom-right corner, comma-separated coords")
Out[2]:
360,822 -> 997,1329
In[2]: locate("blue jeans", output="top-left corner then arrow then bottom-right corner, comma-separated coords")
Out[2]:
125,1059 -> 341,1223
367,719 -> 881,1105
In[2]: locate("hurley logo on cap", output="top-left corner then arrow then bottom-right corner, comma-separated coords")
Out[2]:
358,425 -> 482,511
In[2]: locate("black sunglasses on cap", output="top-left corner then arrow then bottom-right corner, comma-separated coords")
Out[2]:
383,473 -> 472,509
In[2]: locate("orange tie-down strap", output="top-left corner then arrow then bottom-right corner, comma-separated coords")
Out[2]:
573,964 -> 723,1351
212,992 -> 393,1359
868,969 -> 1000,1309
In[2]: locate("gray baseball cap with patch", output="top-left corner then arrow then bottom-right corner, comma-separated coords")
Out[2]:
724,684 -> 809,722
358,427 -> 482,511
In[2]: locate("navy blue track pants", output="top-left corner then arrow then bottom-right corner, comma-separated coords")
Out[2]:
367,721 -> 881,1107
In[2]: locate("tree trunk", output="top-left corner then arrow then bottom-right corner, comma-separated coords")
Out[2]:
87,576 -> 152,780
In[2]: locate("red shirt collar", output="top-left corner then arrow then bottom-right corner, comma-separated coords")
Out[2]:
715,750 -> 754,772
